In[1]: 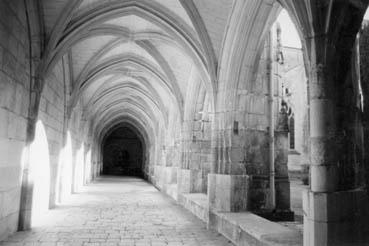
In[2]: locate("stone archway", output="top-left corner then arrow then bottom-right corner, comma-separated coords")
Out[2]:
102,126 -> 144,177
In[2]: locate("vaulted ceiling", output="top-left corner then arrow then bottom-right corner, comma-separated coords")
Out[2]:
38,0 -> 234,140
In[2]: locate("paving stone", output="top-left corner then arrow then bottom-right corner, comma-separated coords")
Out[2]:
0,177 -> 234,246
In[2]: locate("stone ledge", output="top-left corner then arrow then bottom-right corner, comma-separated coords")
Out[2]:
179,193 -> 209,223
173,190 -> 302,245
210,211 -> 302,246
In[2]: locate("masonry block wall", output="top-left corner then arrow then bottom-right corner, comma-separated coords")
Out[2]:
0,0 -> 31,240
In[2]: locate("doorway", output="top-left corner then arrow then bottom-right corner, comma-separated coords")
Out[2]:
102,126 -> 144,177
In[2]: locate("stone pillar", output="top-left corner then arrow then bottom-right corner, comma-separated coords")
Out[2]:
303,63 -> 369,245
303,63 -> 339,245
275,108 -> 292,214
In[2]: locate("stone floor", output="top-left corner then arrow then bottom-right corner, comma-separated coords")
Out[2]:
0,176 -> 234,246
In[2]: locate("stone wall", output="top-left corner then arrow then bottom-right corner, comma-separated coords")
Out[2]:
0,0 -> 30,240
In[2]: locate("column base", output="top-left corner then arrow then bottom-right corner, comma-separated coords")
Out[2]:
208,174 -> 249,212
303,189 -> 369,246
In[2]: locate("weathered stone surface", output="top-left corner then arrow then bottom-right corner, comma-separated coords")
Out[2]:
177,169 -> 203,194
303,189 -> 369,245
1,177 -> 234,246
208,174 -> 249,212
179,193 -> 209,223
210,211 -> 302,246
0,0 -> 30,240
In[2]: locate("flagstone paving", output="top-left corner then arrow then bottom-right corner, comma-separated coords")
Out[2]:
0,176 -> 234,246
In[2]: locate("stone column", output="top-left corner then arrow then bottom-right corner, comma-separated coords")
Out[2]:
274,108 -> 293,218
303,62 -> 339,245
303,62 -> 369,245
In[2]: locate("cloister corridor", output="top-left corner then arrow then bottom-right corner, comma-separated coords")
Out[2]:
0,176 -> 233,246
2,0 -> 369,245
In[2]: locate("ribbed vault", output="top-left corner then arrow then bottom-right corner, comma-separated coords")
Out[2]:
35,0 -> 219,180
